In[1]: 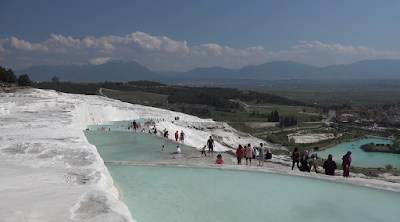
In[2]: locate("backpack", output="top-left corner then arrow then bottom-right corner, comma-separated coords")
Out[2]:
266,153 -> 272,160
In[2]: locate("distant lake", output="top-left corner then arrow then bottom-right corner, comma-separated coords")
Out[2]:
318,139 -> 400,168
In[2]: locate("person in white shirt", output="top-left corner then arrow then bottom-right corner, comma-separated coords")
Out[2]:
176,146 -> 181,154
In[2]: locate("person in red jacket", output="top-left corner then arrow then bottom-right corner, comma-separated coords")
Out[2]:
175,131 -> 179,142
342,151 -> 352,178
236,145 -> 244,165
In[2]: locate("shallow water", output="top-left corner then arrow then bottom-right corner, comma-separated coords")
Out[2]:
318,139 -> 400,168
87,118 -> 149,131
108,165 -> 399,222
84,131 -> 195,161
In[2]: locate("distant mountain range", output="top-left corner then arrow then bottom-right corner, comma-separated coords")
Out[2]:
15,59 -> 400,82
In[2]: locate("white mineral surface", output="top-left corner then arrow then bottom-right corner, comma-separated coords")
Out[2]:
1,89 -> 399,222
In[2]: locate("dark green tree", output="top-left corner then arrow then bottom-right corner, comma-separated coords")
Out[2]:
0,65 -> 6,82
3,68 -> 17,83
52,76 -> 60,83
18,74 -> 31,86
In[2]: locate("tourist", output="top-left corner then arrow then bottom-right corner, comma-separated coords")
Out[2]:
207,136 -> 215,157
254,148 -> 259,159
245,143 -> 254,166
342,151 -> 352,178
215,154 -> 225,165
291,147 -> 300,170
236,145 -> 244,165
265,149 -> 272,160
153,127 -> 157,135
200,145 -> 207,157
308,147 -> 319,173
132,120 -> 137,132
141,128 -> 145,133
162,145 -> 165,152
163,129 -> 169,138
258,143 -> 265,167
299,150 -> 309,172
175,131 -> 179,142
323,154 -> 337,176
108,128 -> 111,131
176,146 -> 181,154
243,145 -> 247,159
179,130 -> 186,143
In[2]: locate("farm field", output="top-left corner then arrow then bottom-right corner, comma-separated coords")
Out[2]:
101,88 -> 168,104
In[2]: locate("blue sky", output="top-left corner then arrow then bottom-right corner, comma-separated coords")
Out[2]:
1,0 -> 399,71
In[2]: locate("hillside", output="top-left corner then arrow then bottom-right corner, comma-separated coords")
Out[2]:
16,59 -> 400,82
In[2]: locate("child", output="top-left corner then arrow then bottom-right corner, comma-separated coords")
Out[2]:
176,146 -> 181,154
162,145 -> 165,151
200,145 -> 207,157
236,145 -> 244,165
215,154 -> 224,165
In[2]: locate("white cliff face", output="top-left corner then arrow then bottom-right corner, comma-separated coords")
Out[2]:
0,89 -> 274,221
0,89 -> 135,222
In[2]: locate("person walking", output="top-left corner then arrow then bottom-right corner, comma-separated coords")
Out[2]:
179,130 -> 186,143
323,154 -> 337,176
207,136 -> 215,157
258,143 -> 265,167
175,131 -> 179,142
291,147 -> 300,170
308,147 -> 319,173
236,145 -> 244,165
245,143 -> 254,166
342,151 -> 352,178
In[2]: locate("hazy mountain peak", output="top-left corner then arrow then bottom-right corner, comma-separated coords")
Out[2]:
88,57 -> 118,65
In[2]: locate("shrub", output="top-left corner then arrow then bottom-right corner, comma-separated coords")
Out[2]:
266,134 -> 278,144
385,164 -> 393,171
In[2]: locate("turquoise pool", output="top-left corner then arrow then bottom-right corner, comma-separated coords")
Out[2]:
87,118 -> 149,132
85,131 -> 195,161
318,139 -> 400,168
108,165 -> 399,222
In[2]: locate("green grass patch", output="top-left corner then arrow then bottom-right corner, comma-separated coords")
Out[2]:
102,89 -> 168,104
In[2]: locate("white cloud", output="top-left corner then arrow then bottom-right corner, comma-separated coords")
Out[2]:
292,40 -> 396,56
0,32 -> 399,71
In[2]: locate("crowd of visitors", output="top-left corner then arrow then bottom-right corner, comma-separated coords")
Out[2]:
295,146 -> 352,177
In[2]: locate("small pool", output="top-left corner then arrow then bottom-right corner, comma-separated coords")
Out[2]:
318,139 -> 400,168
87,118 -> 149,132
84,131 -> 195,161
108,165 -> 399,222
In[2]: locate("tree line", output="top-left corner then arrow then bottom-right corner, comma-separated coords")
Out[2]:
32,79 -> 306,109
0,66 -> 31,86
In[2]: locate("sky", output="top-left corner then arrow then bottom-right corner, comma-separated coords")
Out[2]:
1,0 -> 400,71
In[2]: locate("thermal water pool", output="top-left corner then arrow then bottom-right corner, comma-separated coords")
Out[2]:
108,165 -> 399,222
84,131 -> 195,161
87,118 -> 148,131
318,138 -> 400,168
85,124 -> 398,222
